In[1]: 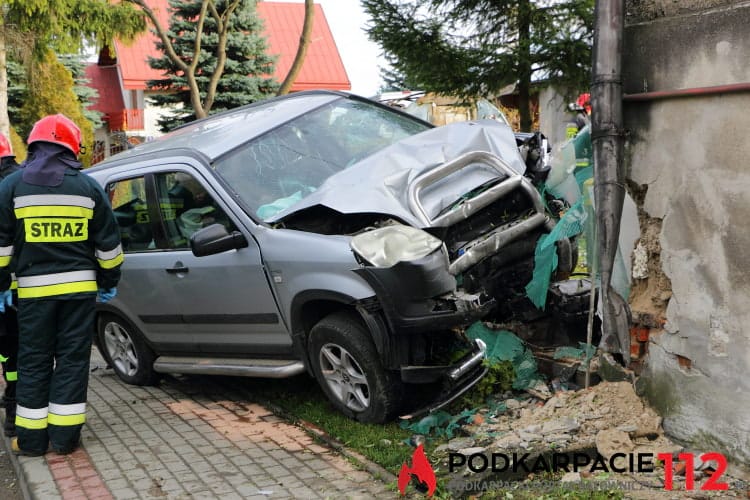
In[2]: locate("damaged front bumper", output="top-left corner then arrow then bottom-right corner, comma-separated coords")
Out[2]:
399,338 -> 488,420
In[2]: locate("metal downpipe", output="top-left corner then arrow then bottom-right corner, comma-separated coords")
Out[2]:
592,0 -> 631,364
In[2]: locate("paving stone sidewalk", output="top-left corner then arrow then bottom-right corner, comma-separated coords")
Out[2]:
1,349 -> 396,499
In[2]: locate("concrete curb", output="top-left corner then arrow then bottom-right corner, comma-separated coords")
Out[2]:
1,414 -> 34,500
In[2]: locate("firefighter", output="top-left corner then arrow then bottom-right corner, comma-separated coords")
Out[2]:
0,114 -> 123,456
0,133 -> 20,437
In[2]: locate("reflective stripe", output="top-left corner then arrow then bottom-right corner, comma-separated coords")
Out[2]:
48,413 -> 86,426
0,354 -> 6,362
98,253 -> 124,269
16,405 -> 48,420
11,272 -> 18,290
95,244 -> 124,269
48,402 -> 86,426
14,194 -> 95,209
17,270 -> 98,299
18,281 -> 98,299
5,371 -> 17,382
14,194 -> 95,220
0,245 -> 12,267
15,206 -> 94,219
24,218 -> 88,242
49,402 -> 86,416
18,270 -> 96,288
16,416 -> 48,430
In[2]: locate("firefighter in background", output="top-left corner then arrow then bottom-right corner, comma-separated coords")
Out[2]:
0,133 -> 20,437
0,114 -> 123,455
566,92 -> 592,138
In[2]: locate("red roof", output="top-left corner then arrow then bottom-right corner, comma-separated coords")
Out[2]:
84,64 -> 125,120
115,0 -> 350,92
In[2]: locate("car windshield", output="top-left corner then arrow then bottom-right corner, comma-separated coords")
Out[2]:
213,98 -> 431,221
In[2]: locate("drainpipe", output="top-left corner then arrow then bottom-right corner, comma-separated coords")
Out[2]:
591,0 -> 631,364
623,82 -> 750,101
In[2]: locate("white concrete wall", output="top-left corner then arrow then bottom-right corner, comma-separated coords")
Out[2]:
538,86 -> 575,148
624,0 -> 750,467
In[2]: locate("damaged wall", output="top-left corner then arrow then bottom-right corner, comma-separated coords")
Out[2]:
623,0 -> 750,467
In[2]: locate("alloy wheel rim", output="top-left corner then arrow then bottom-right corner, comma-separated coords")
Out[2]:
103,322 -> 139,377
319,343 -> 370,412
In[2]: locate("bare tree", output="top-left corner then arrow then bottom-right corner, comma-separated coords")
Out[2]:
277,0 -> 314,96
126,0 -> 242,119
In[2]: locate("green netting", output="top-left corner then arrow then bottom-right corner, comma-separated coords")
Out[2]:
575,166 -> 593,188
399,408 -> 478,439
554,342 -> 596,363
466,322 -> 544,390
525,198 -> 588,309
572,125 -> 592,165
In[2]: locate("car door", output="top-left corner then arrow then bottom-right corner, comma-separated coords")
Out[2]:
151,169 -> 291,356
106,173 -> 194,352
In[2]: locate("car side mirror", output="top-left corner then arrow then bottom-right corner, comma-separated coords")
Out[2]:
189,223 -> 248,257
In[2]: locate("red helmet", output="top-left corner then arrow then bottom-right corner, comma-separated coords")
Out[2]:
576,93 -> 592,114
27,114 -> 82,155
0,133 -> 13,158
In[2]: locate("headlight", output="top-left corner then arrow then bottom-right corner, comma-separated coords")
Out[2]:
350,224 -> 443,267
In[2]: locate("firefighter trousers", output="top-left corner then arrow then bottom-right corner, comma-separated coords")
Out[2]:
1,305 -> 19,406
16,297 -> 95,454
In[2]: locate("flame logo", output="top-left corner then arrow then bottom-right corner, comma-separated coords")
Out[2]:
398,444 -> 436,496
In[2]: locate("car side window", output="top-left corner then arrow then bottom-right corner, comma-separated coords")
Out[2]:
107,176 -> 154,252
155,171 -> 236,249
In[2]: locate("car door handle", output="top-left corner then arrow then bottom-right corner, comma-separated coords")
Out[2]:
166,266 -> 189,274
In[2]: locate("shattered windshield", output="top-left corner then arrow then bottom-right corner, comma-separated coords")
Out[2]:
213,98 -> 431,221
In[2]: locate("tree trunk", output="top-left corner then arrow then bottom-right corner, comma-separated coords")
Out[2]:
277,0 -> 314,96
0,17 -> 10,139
517,0 -> 532,132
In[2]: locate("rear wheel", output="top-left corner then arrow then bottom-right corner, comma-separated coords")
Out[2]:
97,313 -> 159,386
308,311 -> 402,423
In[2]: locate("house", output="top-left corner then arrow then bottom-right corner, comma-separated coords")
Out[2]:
86,0 -> 350,164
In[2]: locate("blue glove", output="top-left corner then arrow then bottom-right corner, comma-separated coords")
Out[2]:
97,287 -> 117,303
0,290 -> 12,313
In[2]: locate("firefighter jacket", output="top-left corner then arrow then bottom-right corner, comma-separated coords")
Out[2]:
0,156 -> 19,180
0,159 -> 123,299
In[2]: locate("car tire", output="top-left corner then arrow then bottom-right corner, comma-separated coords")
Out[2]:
97,313 -> 159,386
308,311 -> 402,423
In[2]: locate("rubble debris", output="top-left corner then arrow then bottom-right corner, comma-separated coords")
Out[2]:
598,352 -> 636,382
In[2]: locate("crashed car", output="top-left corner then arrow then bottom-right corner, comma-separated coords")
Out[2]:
87,90 -> 572,423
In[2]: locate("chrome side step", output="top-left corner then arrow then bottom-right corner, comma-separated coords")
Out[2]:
153,356 -> 306,378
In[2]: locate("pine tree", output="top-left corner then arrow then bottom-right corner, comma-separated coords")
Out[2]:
59,54 -> 104,131
0,0 -> 146,138
362,0 -> 594,131
19,50 -> 96,166
147,0 -> 278,132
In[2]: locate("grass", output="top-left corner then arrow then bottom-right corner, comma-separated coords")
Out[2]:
236,376 -> 633,500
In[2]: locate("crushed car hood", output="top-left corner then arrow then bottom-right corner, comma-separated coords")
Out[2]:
268,120 -> 527,228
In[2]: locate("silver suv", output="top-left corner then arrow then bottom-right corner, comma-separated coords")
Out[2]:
87,91 -> 569,423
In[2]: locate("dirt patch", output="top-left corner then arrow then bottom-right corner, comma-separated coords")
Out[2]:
432,381 -> 748,496
627,182 -> 672,327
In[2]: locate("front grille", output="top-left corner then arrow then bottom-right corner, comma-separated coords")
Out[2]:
443,189 -> 535,260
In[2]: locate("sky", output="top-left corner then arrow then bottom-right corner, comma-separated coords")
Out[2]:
273,0 -> 387,97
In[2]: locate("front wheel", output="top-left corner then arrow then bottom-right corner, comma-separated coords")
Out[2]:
308,311 -> 402,423
97,313 -> 159,386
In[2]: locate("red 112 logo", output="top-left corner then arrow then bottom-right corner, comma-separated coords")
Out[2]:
658,452 -> 728,491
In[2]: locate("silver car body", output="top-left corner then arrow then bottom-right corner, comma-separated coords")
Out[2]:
86,90 -> 556,421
